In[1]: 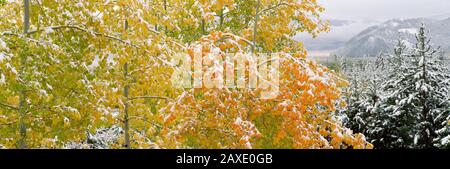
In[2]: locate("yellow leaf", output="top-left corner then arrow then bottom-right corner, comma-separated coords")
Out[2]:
6,96 -> 19,106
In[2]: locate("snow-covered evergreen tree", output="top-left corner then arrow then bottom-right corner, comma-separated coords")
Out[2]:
382,25 -> 450,148
341,56 -> 387,144
343,25 -> 450,148
367,40 -> 414,148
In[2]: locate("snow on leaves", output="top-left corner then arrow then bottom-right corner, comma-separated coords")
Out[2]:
0,0 -> 372,149
160,33 -> 371,149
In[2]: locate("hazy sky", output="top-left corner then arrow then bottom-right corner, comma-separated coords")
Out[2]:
319,0 -> 450,21
296,0 -> 450,53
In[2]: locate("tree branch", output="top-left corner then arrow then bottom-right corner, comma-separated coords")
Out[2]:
2,25 -> 176,68
221,33 -> 255,47
1,32 -> 53,46
0,121 -> 16,126
128,116 -> 163,128
0,102 -> 18,110
26,25 -> 137,47
129,96 -> 171,101
258,2 -> 291,15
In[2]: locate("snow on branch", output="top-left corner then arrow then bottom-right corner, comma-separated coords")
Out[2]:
2,25 -> 177,69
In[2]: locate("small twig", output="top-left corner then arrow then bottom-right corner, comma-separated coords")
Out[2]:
128,116 -> 163,128
129,96 -> 171,101
0,102 -> 18,110
0,122 -> 16,126
26,25 -> 137,47
1,32 -> 53,46
222,33 -> 254,47
258,2 -> 291,15
128,65 -> 153,75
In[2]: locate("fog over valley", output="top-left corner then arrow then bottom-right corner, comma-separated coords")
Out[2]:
295,0 -> 450,58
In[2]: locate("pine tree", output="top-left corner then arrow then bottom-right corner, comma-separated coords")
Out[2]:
343,25 -> 450,148
375,25 -> 450,148
341,56 -> 387,144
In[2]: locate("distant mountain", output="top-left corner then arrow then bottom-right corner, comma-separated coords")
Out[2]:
428,12 -> 450,20
328,19 -> 356,27
296,19 -> 376,52
336,18 -> 450,58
